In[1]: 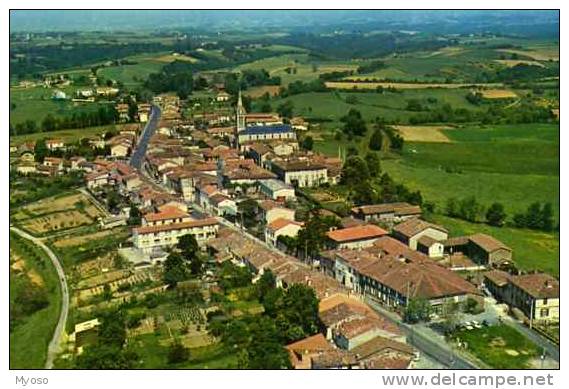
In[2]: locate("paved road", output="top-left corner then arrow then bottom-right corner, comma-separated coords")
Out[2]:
10,226 -> 69,369
364,297 -> 480,369
130,105 -> 161,170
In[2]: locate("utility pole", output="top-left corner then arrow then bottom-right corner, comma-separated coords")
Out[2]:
529,299 -> 534,329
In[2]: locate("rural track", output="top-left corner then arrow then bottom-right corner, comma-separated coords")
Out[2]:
10,226 -> 69,369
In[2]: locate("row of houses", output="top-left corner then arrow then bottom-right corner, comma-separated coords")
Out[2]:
484,270 -> 559,323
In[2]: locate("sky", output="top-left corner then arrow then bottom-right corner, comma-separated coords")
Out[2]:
9,10 -> 559,35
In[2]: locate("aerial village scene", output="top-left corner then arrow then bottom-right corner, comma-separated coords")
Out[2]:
9,10 -> 559,370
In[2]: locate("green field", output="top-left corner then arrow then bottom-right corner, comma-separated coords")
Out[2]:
10,232 -> 62,369
453,324 -> 540,369
11,124 -> 116,145
130,334 -> 237,369
429,214 -> 559,275
10,85 -> 109,126
381,124 -> 559,218
97,53 -> 169,87
272,89 -> 481,131
235,53 -> 359,86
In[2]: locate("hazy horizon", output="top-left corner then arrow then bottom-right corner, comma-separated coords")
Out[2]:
10,10 -> 559,36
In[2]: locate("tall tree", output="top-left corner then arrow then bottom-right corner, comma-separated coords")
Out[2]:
340,156 -> 370,187
34,139 -> 48,163
486,202 -> 507,227
369,128 -> 383,151
163,252 -> 190,288
365,152 -> 381,178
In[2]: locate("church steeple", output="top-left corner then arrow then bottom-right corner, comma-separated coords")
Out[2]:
236,90 -> 246,132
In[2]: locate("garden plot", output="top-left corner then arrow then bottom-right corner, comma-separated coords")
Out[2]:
53,228 -> 123,249
15,192 -> 105,235
21,210 -> 95,235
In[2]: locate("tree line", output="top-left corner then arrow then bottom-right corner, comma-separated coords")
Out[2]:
445,197 -> 556,231
10,106 -> 118,136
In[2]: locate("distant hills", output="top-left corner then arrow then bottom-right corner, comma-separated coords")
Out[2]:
10,10 -> 559,38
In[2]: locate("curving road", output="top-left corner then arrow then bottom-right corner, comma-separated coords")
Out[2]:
10,226 -> 69,369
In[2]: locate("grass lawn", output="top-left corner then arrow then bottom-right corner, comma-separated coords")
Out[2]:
428,214 -> 559,276
453,324 -> 539,369
10,232 -> 62,369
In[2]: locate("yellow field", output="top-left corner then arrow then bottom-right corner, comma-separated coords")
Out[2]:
18,193 -> 85,215
153,54 -> 198,63
243,85 -> 281,98
325,81 -> 503,90
393,125 -> 454,143
479,89 -> 518,99
423,47 -> 468,58
53,227 -> 126,248
10,252 -> 44,287
495,60 -> 545,68
497,48 -> 559,61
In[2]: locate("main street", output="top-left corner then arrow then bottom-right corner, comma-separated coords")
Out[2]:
364,297 -> 480,369
130,104 -> 161,170
10,226 -> 69,369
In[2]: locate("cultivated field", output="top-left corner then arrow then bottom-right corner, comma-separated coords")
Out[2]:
497,48 -> 559,62
325,81 -> 503,90
495,59 -> 545,68
153,53 -> 198,63
478,89 -> 518,99
13,192 -> 105,235
243,85 -> 281,98
393,125 -> 454,143
53,228 -> 120,248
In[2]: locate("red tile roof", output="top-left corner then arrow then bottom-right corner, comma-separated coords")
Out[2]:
327,224 -> 388,243
267,218 -> 303,232
509,273 -> 559,299
143,206 -> 190,223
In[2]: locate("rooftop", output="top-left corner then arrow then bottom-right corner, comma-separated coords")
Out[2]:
134,218 -> 218,235
327,224 -> 388,243
241,124 -> 293,136
267,218 -> 303,232
510,273 -> 559,299
484,270 -> 512,287
143,205 -> 189,223
393,218 -> 448,238
259,178 -> 294,192
352,202 -> 421,216
468,233 -> 511,253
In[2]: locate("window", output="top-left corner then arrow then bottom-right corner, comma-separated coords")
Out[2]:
543,298 -> 548,305
540,308 -> 550,318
